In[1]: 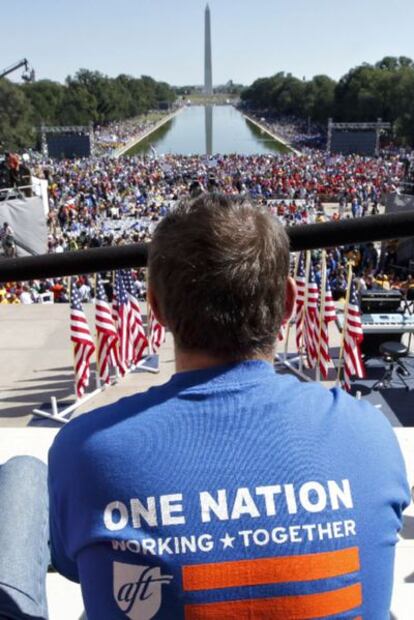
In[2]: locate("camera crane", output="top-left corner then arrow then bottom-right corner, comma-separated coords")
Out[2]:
0,58 -> 35,82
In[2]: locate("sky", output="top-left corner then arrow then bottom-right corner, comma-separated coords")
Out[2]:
2,0 -> 414,86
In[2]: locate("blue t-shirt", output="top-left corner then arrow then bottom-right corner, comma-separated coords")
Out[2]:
48,361 -> 409,619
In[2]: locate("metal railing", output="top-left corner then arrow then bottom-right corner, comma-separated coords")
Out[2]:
0,185 -> 33,200
0,210 -> 413,282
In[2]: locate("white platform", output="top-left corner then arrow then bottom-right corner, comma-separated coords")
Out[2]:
1,427 -> 414,619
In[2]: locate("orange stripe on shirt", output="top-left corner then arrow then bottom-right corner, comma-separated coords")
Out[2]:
182,547 -> 360,591
184,583 -> 362,620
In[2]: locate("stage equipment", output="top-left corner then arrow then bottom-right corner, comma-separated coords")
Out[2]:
372,341 -> 410,391
0,160 -> 31,197
0,210 -> 414,283
337,312 -> 414,356
0,194 -> 48,257
40,124 -> 94,159
360,290 -> 402,314
398,154 -> 414,196
0,58 -> 35,82
327,119 -> 391,156
359,313 -> 414,333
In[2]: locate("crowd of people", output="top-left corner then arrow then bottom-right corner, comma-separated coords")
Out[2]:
245,112 -> 326,149
0,138 -> 410,304
94,116 -> 162,156
93,106 -> 180,156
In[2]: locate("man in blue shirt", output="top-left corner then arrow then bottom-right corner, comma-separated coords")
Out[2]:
48,193 -> 409,619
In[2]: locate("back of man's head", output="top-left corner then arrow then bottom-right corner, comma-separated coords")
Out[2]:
148,193 -> 290,360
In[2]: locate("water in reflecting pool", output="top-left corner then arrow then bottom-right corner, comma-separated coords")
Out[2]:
127,105 -> 288,156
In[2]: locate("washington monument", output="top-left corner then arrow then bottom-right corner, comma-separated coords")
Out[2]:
204,4 -> 213,95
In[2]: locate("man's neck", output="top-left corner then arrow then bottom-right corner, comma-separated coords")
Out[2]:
174,346 -> 273,373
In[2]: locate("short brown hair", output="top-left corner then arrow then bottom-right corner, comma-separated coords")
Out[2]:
148,193 -> 290,359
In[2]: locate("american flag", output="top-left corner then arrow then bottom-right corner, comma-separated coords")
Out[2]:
317,278 -> 336,380
303,265 -> 319,367
70,280 -> 95,398
148,305 -> 165,354
295,252 -> 306,351
95,274 -> 124,384
112,271 -> 133,368
122,269 -> 148,364
342,277 -> 366,391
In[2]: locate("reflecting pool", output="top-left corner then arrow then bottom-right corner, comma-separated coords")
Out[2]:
127,105 -> 289,156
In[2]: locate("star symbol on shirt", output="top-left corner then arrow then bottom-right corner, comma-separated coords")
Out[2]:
220,533 -> 236,549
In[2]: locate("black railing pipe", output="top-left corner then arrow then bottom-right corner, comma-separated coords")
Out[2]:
0,210 -> 413,282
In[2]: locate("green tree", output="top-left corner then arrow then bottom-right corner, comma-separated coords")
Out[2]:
0,79 -> 34,151
23,80 -> 65,125
241,76 -> 275,109
306,75 -> 336,122
57,81 -> 97,125
333,56 -> 414,145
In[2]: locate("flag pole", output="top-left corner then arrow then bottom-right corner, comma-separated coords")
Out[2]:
145,267 -> 153,356
336,262 -> 353,387
133,266 -> 161,374
299,250 -> 311,371
68,276 -> 78,400
316,251 -> 327,382
33,274 -> 105,423
94,273 -> 101,387
284,252 -> 299,360
111,269 -> 121,380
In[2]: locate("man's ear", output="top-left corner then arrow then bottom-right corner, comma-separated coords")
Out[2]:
283,276 -> 296,322
147,287 -> 167,327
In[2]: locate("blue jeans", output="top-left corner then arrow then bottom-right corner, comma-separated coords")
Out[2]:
0,456 -> 49,620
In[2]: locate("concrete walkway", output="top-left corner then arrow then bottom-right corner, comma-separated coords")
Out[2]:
115,108 -> 183,157
0,304 -> 175,427
242,113 -> 300,154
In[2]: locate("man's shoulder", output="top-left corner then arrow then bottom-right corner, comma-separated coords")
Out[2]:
49,385 -> 167,462
281,377 -> 398,441
322,385 -> 402,461
49,370 -> 398,464
328,385 -> 392,429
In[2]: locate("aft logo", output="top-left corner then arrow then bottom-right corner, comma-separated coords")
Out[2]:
113,561 -> 173,619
